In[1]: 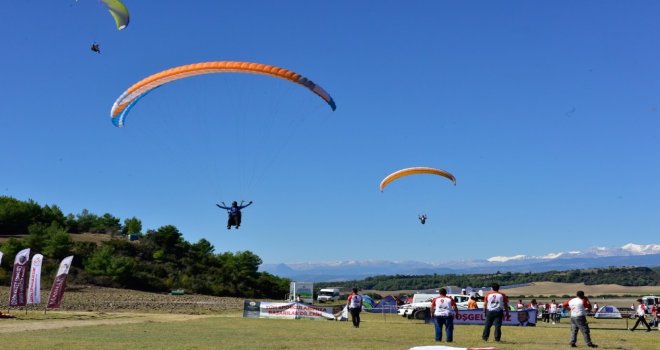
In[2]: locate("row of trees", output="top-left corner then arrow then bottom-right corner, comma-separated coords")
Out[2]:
317,267 -> 660,291
0,196 -> 289,298
0,196 -> 142,236
3,196 -> 657,298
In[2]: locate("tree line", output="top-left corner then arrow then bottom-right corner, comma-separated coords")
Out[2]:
3,196 -> 658,299
317,267 -> 660,292
0,196 -> 289,299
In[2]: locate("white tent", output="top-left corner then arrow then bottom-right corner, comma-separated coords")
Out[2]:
594,305 -> 622,319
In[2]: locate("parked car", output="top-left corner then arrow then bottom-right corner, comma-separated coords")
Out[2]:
398,293 -> 482,319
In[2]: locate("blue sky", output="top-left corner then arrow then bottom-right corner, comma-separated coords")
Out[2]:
1,1 -> 659,265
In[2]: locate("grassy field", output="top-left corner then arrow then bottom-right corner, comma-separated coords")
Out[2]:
0,282 -> 657,349
0,310 -> 657,350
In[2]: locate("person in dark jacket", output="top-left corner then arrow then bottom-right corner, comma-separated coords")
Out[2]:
216,201 -> 253,229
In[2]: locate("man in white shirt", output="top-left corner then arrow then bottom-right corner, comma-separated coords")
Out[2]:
482,283 -> 509,342
629,298 -> 652,332
346,288 -> 363,328
430,288 -> 459,342
566,290 -> 598,348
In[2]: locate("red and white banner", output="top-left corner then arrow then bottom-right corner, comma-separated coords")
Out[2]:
243,301 -> 338,320
27,253 -> 43,305
47,255 -> 74,309
9,248 -> 31,307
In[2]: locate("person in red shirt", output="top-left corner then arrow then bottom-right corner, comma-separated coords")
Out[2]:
430,288 -> 460,342
482,282 -> 509,342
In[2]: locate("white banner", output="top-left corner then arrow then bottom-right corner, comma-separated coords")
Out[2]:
0,251 -> 4,264
27,254 -> 43,304
243,301 -> 337,320
47,255 -> 74,309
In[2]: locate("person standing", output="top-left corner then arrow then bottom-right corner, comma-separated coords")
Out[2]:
431,288 -> 460,342
549,299 -> 558,324
629,298 -> 652,332
565,290 -> 598,348
482,282 -> 509,343
346,288 -> 363,328
467,296 -> 478,309
542,303 -> 550,323
528,299 -> 538,310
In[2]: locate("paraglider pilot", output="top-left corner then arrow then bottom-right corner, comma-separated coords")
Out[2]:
419,214 -> 427,224
90,43 -> 101,54
216,201 -> 253,229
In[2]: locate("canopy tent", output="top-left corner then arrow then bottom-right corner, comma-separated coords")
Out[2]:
370,295 -> 398,313
594,305 -> 622,319
362,294 -> 376,311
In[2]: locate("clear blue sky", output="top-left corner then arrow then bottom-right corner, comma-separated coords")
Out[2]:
2,1 -> 658,264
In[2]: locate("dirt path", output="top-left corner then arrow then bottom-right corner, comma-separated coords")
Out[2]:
0,311 -> 216,334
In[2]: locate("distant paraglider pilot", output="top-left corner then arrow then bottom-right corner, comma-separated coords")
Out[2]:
419,214 -> 427,224
90,42 -> 101,54
216,201 -> 253,229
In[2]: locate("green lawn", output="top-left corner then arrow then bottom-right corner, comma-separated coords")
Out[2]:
0,312 -> 656,349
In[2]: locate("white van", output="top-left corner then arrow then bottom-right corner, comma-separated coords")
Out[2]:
317,288 -> 341,303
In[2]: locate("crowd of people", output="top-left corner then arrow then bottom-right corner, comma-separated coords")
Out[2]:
346,284 -> 660,347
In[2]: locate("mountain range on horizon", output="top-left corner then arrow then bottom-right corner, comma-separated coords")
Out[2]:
260,243 -> 660,282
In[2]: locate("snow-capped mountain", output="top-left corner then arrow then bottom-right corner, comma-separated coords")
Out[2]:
260,243 -> 660,282
488,243 -> 660,263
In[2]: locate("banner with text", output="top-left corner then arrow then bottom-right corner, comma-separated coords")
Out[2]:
27,254 -> 43,305
243,300 -> 338,320
9,248 -> 31,307
432,309 -> 537,326
47,255 -> 74,309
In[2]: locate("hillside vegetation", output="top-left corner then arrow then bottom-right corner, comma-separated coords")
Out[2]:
317,266 -> 660,292
0,196 -> 289,299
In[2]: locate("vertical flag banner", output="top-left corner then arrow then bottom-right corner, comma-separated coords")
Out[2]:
0,251 -> 3,264
47,255 -> 74,309
27,253 -> 44,305
9,248 -> 31,307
